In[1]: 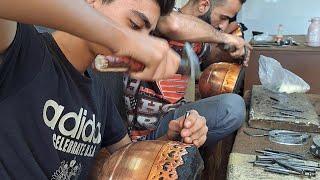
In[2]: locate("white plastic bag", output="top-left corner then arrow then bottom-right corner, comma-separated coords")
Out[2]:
258,55 -> 310,94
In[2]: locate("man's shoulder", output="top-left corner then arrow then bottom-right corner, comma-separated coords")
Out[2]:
2,23 -> 45,56
0,23 -> 52,100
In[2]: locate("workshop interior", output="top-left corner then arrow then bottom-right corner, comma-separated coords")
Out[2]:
1,0 -> 320,180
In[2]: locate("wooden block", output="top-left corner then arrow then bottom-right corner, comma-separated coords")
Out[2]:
248,85 -> 320,133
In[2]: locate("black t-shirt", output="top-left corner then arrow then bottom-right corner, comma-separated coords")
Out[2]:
0,24 -> 127,179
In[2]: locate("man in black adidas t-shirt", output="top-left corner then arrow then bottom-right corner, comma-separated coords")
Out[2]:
0,0 -> 210,179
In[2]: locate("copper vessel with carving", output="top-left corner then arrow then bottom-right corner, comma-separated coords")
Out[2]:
91,141 -> 204,180
199,62 -> 244,98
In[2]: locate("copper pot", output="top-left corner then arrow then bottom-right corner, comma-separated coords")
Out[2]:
198,23 -> 246,98
199,62 -> 243,98
92,141 -> 203,180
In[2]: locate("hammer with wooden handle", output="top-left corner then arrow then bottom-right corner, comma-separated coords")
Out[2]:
93,42 -> 201,79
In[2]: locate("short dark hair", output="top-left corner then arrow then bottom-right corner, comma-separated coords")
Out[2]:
101,0 -> 175,16
239,0 -> 246,4
214,0 -> 246,6
196,0 -> 245,24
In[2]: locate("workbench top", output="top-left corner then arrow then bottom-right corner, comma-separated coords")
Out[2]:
251,35 -> 320,52
227,92 -> 320,180
228,153 -> 319,180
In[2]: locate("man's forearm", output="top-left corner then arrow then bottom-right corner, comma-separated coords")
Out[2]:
157,11 -> 228,44
0,0 -> 126,54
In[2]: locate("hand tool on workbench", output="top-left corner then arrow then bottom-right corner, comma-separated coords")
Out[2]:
255,150 -> 306,160
251,148 -> 318,177
243,129 -> 310,145
264,166 -> 308,176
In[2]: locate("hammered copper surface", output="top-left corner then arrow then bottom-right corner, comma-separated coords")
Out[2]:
97,141 -> 163,180
95,141 -> 197,180
199,62 -> 241,98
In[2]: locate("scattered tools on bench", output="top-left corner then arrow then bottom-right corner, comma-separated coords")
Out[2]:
243,129 -> 310,145
263,104 -> 306,120
264,166 -> 302,176
249,86 -> 320,133
265,111 -> 307,120
255,149 -> 306,160
263,148 -> 306,159
271,105 -> 304,113
250,148 -> 318,177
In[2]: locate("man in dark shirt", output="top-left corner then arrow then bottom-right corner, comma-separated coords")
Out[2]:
0,0 -> 209,179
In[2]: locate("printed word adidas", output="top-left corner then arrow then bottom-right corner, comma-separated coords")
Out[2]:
43,99 -> 102,144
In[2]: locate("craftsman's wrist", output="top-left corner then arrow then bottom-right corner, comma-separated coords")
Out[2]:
208,28 -> 223,44
222,33 -> 233,45
158,134 -> 170,141
100,21 -> 133,55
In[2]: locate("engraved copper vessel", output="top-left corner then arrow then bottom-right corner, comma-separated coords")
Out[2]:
199,62 -> 243,98
90,141 -> 203,180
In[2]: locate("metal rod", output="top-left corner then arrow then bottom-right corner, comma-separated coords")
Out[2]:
244,130 -> 268,137
264,148 -> 305,159
256,155 -> 288,161
264,167 -> 296,175
275,159 -> 304,174
271,106 -> 304,113
181,111 -> 191,143
256,150 -> 296,158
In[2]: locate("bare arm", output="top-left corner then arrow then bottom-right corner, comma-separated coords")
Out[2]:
157,11 -> 228,44
0,19 -> 16,53
0,0 -> 129,54
157,11 -> 251,59
106,134 -> 132,154
0,0 -> 180,80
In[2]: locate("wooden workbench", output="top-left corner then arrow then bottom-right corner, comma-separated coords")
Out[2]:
227,92 -> 320,180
